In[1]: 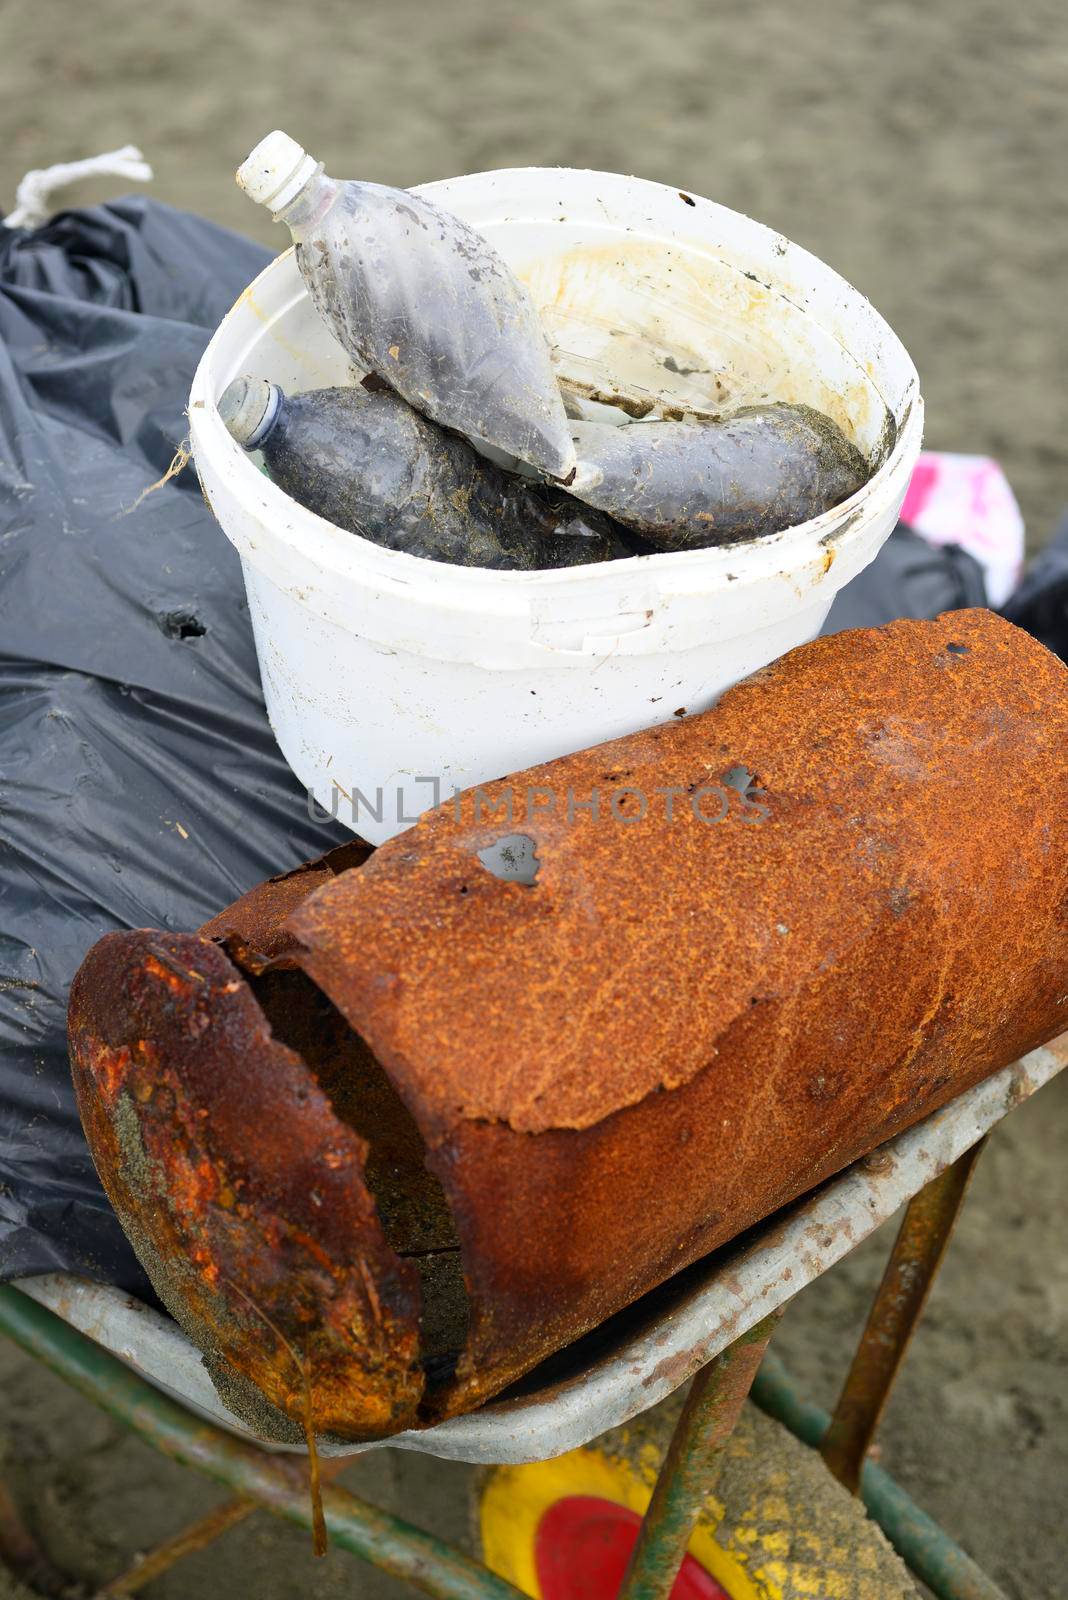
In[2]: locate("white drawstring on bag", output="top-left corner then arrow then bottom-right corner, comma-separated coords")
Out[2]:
3,146 -> 153,230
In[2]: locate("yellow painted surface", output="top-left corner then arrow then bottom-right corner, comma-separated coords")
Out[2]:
479,1442 -> 766,1600
478,1406 -> 916,1600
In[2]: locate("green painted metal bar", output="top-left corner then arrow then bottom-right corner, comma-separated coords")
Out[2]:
752,1350 -> 1010,1600
618,1310 -> 783,1600
0,1285 -> 522,1600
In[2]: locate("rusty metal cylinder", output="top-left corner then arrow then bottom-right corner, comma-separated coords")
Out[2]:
68,611 -> 1068,1441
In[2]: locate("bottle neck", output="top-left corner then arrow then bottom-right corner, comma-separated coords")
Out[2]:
275,170 -> 341,240
218,376 -> 284,451
247,382 -> 284,449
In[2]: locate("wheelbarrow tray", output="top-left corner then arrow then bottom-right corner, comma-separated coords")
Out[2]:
16,1034 -> 1066,1466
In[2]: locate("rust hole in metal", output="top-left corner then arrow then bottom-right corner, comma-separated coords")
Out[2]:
721,765 -> 764,802
678,191 -> 696,206
249,966 -> 469,1400
946,642 -> 968,656
477,833 -> 540,886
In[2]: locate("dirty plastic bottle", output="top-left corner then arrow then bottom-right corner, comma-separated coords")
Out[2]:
568,405 -> 871,550
236,132 -> 576,482
219,376 -> 630,572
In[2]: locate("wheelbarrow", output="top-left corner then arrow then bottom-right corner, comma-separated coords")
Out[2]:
3,1032 -> 1062,1600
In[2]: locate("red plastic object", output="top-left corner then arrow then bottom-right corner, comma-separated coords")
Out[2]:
534,1495 -> 731,1599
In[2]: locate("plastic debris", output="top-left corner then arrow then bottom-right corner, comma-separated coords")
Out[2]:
3,145 -> 153,229
220,377 -> 630,571
900,452 -> 1025,608
568,404 -> 871,549
0,189 -> 1052,1304
236,131 -> 576,480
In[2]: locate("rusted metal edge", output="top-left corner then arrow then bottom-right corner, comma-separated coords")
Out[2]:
17,1033 -> 1066,1464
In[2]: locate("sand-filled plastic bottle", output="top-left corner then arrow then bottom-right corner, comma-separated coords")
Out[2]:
219,376 -> 628,572
236,132 -> 576,481
569,405 -> 871,550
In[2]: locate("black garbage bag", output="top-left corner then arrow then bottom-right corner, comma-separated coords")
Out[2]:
1001,512 -> 1068,664
821,520 -> 988,634
0,199 -> 348,1289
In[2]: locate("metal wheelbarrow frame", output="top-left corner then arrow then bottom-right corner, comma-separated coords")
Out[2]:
3,1034 -> 1064,1600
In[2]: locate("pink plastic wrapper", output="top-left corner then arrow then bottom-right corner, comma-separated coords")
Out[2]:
901,452 -> 1024,608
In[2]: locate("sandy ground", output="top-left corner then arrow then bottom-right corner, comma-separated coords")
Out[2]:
0,3 -> 1066,1597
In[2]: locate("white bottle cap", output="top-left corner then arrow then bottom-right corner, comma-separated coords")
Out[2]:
218,375 -> 281,449
236,131 -> 319,215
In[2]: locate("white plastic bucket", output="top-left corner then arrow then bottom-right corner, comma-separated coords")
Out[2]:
189,167 -> 922,844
